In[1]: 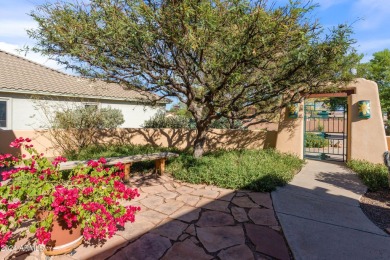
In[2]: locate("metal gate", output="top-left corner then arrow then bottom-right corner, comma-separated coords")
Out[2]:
304,100 -> 347,162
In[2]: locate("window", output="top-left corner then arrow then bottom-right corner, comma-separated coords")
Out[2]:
84,103 -> 98,110
0,100 -> 7,127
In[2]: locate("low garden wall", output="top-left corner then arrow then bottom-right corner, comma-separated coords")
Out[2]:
0,128 -> 278,157
387,136 -> 390,151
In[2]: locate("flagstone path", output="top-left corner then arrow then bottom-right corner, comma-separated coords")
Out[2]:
11,173 -> 291,260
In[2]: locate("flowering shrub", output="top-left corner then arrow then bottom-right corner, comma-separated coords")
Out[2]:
0,137 -> 140,248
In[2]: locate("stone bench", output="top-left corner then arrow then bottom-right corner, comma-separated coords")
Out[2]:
59,152 -> 179,182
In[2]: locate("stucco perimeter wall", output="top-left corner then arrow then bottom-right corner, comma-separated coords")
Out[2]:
387,137 -> 390,151
275,104 -> 304,158
348,78 -> 388,163
0,128 -> 277,157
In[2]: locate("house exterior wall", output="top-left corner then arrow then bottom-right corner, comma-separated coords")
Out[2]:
0,93 -> 164,130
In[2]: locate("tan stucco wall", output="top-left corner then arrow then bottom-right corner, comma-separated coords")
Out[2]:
275,103 -> 304,158
348,78 -> 388,163
387,136 -> 390,151
0,128 -> 277,157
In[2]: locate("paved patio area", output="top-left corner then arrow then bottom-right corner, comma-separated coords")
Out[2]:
10,173 -> 291,260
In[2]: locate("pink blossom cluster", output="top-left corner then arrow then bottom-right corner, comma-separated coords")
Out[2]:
35,227 -> 51,245
9,137 -> 31,148
51,186 -> 79,228
0,137 -> 142,247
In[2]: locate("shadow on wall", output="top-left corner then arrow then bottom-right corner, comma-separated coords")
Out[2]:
96,128 -> 278,152
0,129 -> 18,155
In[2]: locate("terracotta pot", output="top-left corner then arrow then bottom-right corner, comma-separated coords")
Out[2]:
36,211 -> 83,256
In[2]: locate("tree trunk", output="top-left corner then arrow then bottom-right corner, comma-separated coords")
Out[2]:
193,127 -> 207,158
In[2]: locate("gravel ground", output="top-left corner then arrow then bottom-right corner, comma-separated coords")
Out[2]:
360,188 -> 390,234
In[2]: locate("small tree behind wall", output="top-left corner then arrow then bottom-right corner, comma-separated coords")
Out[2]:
28,0 -> 360,157
35,100 -> 124,156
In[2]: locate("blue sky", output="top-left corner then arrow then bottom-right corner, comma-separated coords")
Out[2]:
1,0 -> 390,72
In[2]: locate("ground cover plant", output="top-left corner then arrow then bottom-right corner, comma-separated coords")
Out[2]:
73,145 -> 304,192
347,160 -> 389,191
305,133 -> 330,148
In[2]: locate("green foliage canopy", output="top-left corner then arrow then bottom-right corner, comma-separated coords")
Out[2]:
28,0 -> 359,157
358,49 -> 390,115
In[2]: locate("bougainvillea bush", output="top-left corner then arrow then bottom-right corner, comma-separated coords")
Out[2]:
0,137 -> 140,248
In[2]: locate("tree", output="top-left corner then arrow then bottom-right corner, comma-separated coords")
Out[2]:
357,49 -> 390,116
28,0 -> 359,158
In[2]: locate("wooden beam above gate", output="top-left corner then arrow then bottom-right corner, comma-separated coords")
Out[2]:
307,89 -> 355,98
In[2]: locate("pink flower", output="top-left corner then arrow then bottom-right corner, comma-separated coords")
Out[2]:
36,195 -> 43,202
82,187 -> 94,196
35,228 -> 51,245
0,231 -> 13,248
98,157 -> 107,164
7,201 -> 21,210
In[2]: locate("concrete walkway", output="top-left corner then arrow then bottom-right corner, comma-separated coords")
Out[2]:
272,160 -> 390,260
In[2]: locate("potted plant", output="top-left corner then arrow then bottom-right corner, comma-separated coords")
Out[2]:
0,137 -> 140,255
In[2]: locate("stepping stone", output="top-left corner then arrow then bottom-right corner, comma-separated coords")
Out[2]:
196,198 -> 230,213
191,189 -> 220,199
141,185 -> 167,194
231,206 -> 249,222
116,219 -> 155,241
176,186 -> 195,194
151,219 -> 188,240
162,239 -> 212,260
163,183 -> 176,191
232,197 -> 259,208
248,208 -> 279,226
185,224 -> 196,236
218,244 -> 255,260
245,224 -> 290,260
197,211 -> 235,227
111,233 -> 171,260
216,190 -> 236,202
176,194 -> 201,206
248,192 -> 273,209
154,200 -> 184,215
197,226 -> 245,252
157,191 -> 179,200
170,206 -> 201,223
139,196 -> 164,209
139,210 -> 167,225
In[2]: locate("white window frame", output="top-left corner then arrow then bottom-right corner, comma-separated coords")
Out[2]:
0,98 -> 12,130
83,102 -> 99,110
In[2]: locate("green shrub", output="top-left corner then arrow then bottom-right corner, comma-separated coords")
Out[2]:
167,149 -> 304,192
143,111 -> 190,128
347,160 -> 389,191
305,133 -> 329,148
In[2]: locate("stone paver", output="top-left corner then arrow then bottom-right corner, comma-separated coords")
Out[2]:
21,172 -> 291,260
110,233 -> 171,260
231,206 -> 249,222
191,188 -> 220,199
248,208 -> 279,226
154,200 -> 184,215
170,205 -> 201,223
248,192 -> 273,209
176,194 -> 201,206
232,196 -> 259,208
162,239 -> 212,260
245,223 -> 290,260
197,211 -> 235,227
196,198 -> 230,213
218,244 -> 255,260
197,226 -> 245,252
151,219 -> 188,240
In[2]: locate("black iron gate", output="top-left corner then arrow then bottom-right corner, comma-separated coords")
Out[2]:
304,100 -> 347,162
